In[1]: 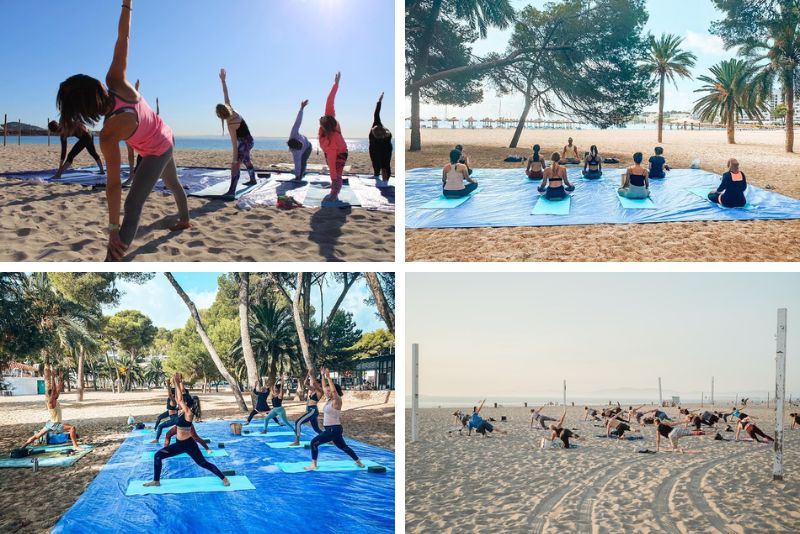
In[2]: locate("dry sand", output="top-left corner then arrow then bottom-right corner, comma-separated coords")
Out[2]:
0,389 -> 394,533
406,403 -> 800,533
0,145 -> 394,262
405,128 -> 800,262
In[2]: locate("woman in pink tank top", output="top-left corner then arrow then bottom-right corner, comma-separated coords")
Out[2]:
55,0 -> 190,261
319,72 -> 349,203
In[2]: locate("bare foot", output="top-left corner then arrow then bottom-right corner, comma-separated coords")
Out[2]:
355,460 -> 365,468
149,440 -> 158,444
222,477 -> 230,487
289,440 -> 300,447
169,220 -> 191,231
304,463 -> 318,471
143,481 -> 160,487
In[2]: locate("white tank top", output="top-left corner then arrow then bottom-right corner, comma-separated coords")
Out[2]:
444,167 -> 466,191
322,399 -> 341,426
49,404 -> 62,423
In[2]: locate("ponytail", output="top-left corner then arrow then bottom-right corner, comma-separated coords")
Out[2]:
550,152 -> 561,173
533,144 -> 541,162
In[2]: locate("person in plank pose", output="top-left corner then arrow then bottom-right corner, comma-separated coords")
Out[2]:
55,0 -> 190,261
290,369 -> 325,447
319,72 -> 349,203
288,99 -> 313,180
306,368 -> 364,471
21,370 -> 82,450
48,121 -> 105,179
144,373 -> 229,488
368,92 -> 393,183
216,68 -> 258,197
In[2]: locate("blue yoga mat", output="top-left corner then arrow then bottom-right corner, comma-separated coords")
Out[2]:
54,420 -> 394,534
406,167 -> 800,228
617,195 -> 656,209
303,184 -> 360,207
0,445 -> 94,468
125,475 -> 255,496
140,449 -> 228,460
420,188 -> 482,209
275,459 -> 384,473
265,441 -> 332,449
531,196 -> 571,215
687,187 -> 754,210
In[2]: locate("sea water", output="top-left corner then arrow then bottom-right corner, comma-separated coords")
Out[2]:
4,135 -> 373,152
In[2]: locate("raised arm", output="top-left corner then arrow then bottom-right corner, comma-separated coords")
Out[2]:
325,72 -> 341,117
292,100 -> 308,139
173,374 -> 191,418
106,0 -> 133,90
476,399 -> 486,414
219,69 -> 232,107
373,93 -> 383,127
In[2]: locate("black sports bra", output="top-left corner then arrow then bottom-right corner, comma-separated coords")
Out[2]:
309,392 -> 319,402
176,412 -> 192,429
272,395 -> 282,408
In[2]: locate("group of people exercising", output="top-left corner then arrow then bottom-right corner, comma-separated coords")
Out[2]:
141,369 -> 363,486
50,0 -> 392,261
446,400 -> 782,453
440,137 -> 748,208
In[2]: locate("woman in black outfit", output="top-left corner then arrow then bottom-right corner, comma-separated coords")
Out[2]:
143,373 -> 229,488
708,158 -> 747,207
368,92 -> 392,182
49,120 -> 104,178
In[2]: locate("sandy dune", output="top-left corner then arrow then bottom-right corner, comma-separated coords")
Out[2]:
405,128 -> 800,262
0,145 -> 394,262
406,404 -> 800,533
0,389 -> 394,534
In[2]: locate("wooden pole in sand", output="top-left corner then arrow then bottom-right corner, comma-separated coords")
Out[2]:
774,308 -> 787,481
658,377 -> 663,406
411,343 -> 419,443
3,114 -> 6,146
18,118 -> 21,145
711,377 -> 714,405
47,118 -> 51,146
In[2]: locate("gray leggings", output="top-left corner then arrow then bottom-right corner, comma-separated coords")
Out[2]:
120,146 -> 189,245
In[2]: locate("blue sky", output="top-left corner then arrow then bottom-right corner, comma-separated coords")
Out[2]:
104,272 -> 385,333
406,273 -> 799,401
410,0 -> 741,120
0,0 -> 395,137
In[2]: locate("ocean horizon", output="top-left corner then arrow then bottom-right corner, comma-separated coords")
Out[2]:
3,135 -> 374,153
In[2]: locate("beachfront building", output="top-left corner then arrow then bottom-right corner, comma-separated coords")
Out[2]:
1,361 -> 43,396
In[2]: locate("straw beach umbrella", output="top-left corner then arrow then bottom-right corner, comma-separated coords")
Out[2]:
466,116 -> 476,129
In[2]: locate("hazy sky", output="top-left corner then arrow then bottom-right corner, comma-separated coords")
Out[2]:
406,273 -> 799,400
408,0 -> 739,121
103,272 -> 384,332
0,0 -> 395,137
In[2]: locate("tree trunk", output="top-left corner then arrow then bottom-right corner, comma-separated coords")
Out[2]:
657,73 -> 665,143
272,273 -> 317,376
510,96 -> 533,149
237,273 -> 258,409
164,272 -> 248,412
365,273 -> 394,334
727,114 -> 735,144
410,87 -> 422,152
786,74 -> 794,153
315,274 -> 358,359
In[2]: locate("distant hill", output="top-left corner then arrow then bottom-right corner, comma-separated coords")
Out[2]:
0,122 -> 48,136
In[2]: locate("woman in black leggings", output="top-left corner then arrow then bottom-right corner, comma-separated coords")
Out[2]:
49,121 -> 104,178
290,369 -> 324,447
735,417 -> 773,443
368,92 -> 392,182
305,368 -> 364,471
143,373 -> 229,488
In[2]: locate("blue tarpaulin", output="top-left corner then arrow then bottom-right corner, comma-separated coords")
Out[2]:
52,420 -> 394,534
406,167 -> 800,228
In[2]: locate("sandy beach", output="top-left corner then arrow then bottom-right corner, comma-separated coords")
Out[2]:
0,145 -> 394,262
405,128 -> 800,262
405,403 -> 800,533
0,389 -> 394,533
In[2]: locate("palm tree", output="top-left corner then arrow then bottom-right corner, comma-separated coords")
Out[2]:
144,358 -> 165,389
693,59 -> 768,144
231,298 -> 297,387
644,34 -> 697,143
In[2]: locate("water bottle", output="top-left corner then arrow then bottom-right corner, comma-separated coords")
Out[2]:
32,457 -> 39,473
